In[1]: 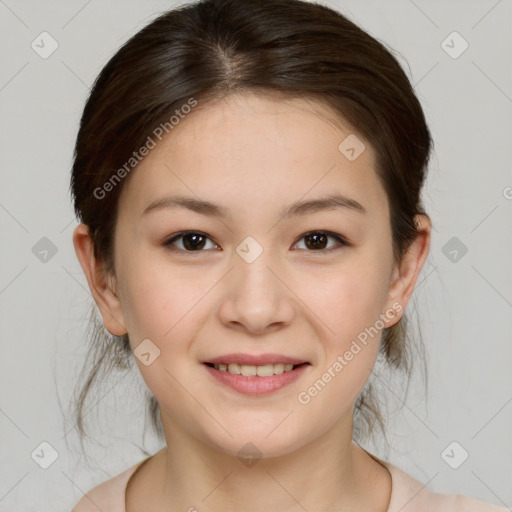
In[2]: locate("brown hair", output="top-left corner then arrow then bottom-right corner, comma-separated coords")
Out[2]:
69,0 -> 432,453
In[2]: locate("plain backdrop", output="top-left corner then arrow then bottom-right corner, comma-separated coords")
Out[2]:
0,0 -> 511,510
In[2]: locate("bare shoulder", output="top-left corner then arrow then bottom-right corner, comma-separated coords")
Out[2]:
70,495 -> 100,512
378,455 -> 509,512
69,460 -> 147,512
69,478 -> 120,512
453,494 -> 509,512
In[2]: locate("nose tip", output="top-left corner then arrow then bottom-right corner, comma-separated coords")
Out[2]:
218,256 -> 295,334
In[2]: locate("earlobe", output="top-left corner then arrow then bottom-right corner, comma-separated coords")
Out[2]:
384,214 -> 432,327
72,224 -> 127,336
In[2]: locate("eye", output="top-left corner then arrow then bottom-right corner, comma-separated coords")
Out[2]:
293,231 -> 349,254
163,231 -> 219,252
163,230 -> 350,254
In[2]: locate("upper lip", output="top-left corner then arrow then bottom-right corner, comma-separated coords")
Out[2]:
203,353 -> 309,366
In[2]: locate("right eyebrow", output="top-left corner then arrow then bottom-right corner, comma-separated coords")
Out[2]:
142,195 -> 230,219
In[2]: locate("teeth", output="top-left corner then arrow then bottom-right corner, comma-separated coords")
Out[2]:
228,363 -> 240,375
215,362 -> 298,376
241,364 -> 256,376
256,364 -> 274,377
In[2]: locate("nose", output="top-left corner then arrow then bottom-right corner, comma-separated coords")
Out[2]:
217,248 -> 295,335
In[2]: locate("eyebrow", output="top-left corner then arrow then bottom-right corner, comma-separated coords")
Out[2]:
141,192 -> 367,219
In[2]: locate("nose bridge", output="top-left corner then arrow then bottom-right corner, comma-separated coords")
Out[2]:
233,234 -> 279,300
219,234 -> 295,332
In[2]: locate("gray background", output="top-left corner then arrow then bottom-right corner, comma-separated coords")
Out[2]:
0,0 -> 511,510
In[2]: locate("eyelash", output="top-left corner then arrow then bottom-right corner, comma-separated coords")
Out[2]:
162,230 -> 350,255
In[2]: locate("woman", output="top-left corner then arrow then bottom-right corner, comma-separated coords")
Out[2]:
69,0 -> 507,510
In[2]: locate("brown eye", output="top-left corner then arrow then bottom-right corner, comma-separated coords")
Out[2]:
294,231 -> 349,253
164,231 -> 218,252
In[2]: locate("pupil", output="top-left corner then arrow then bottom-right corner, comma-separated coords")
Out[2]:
306,233 -> 327,250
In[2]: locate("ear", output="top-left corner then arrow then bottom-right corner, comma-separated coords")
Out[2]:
383,214 -> 432,327
72,223 -> 127,336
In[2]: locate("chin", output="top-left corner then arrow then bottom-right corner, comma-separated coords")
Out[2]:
199,416 -> 310,461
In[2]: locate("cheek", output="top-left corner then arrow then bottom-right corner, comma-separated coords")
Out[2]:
118,256 -> 191,334
304,262 -> 389,342
118,263 -> 210,410
295,269 -> 388,420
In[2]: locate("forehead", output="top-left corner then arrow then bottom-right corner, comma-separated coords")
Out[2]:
118,92 -> 388,222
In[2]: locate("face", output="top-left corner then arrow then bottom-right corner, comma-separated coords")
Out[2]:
77,92 -> 429,459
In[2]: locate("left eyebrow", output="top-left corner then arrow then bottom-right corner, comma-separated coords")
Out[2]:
141,192 -> 367,219
279,193 -> 367,219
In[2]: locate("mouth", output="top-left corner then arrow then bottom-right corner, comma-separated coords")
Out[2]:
203,361 -> 309,377
202,357 -> 311,395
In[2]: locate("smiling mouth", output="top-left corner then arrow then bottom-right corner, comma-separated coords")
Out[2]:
203,362 -> 309,377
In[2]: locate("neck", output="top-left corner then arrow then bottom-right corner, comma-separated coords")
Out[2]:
147,410 -> 391,512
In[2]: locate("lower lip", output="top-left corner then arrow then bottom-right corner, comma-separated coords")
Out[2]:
203,363 -> 310,396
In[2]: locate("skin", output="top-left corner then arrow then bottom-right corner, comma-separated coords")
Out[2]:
73,91 -> 431,512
